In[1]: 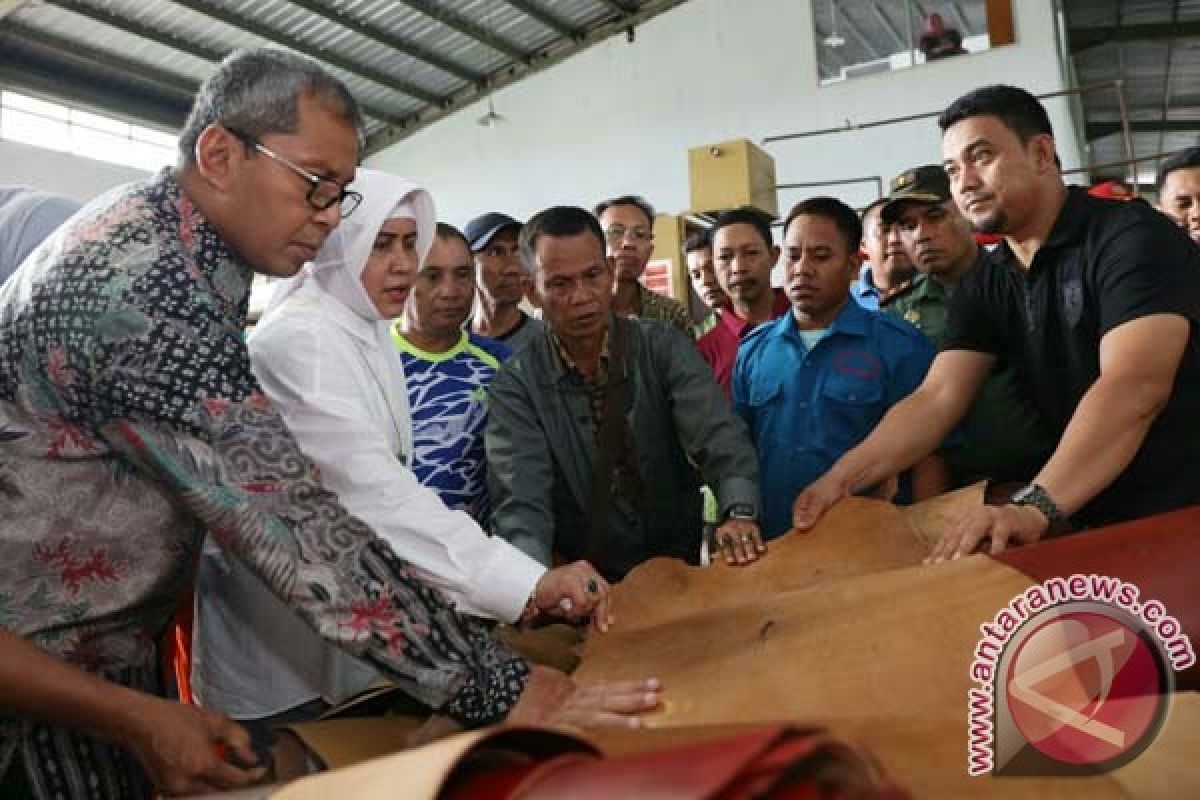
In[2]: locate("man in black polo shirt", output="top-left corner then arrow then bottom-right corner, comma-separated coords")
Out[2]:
792,84 -> 1200,560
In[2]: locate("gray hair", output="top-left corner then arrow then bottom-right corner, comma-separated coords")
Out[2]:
178,48 -> 365,164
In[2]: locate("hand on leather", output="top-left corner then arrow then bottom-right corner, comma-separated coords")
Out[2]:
119,694 -> 265,796
533,561 -> 612,632
712,518 -> 766,566
925,503 -> 1049,564
507,665 -> 661,730
791,473 -> 849,532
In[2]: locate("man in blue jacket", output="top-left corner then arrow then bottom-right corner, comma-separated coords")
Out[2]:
734,197 -> 943,540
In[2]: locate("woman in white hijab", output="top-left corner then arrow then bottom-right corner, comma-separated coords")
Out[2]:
194,170 -> 650,740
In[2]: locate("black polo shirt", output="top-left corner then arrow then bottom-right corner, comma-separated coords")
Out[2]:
943,186 -> 1200,527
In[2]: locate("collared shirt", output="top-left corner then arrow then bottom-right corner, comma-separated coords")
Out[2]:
393,328 -> 511,524
944,187 -> 1200,526
635,283 -> 693,336
851,263 -> 882,310
696,289 -> 790,399
0,170 -> 527,797
882,258 -> 1055,485
734,300 -> 935,539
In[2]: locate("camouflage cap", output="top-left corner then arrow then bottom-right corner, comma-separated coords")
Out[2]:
881,165 -> 952,224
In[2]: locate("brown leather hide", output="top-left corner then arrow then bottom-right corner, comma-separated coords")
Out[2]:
577,495 -> 1200,799
608,495 -> 942,635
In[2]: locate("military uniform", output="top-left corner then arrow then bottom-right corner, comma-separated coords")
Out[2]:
881,253 -> 1054,486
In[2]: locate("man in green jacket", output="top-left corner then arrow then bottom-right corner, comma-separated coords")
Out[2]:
486,206 -> 764,581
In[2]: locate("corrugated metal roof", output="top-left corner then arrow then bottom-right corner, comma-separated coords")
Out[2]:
1064,0 -> 1200,188
0,0 -> 683,151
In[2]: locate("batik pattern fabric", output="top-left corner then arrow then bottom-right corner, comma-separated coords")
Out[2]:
393,329 -> 510,525
637,284 -> 693,336
0,169 -> 527,799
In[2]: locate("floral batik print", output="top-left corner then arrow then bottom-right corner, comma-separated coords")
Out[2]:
0,170 -> 528,800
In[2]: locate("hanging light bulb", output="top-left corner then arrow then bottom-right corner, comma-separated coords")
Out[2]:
824,0 -> 846,48
476,97 -> 506,128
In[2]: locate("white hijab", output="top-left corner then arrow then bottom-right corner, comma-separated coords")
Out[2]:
258,169 -> 435,463
262,168 -> 436,322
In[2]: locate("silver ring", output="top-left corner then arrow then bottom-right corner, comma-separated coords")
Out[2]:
740,534 -> 752,543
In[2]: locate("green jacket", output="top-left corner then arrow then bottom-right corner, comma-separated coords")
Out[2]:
882,260 -> 1055,485
485,316 -> 758,580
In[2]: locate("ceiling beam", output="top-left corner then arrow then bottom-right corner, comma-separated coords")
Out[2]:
868,2 -> 906,50
501,0 -> 580,39
392,0 -> 528,62
164,0 -> 440,109
44,0 -> 411,128
1070,20 -> 1200,53
0,23 -> 196,129
948,1 -> 971,34
1088,119 -> 1200,138
595,0 -> 638,17
42,0 -> 224,62
837,5 -> 881,55
3,24 -> 198,97
364,0 -> 686,154
282,0 -> 482,83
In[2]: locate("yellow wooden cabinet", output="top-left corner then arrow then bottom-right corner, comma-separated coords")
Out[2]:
687,138 -> 778,218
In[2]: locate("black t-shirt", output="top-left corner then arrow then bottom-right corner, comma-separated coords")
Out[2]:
943,187 -> 1200,526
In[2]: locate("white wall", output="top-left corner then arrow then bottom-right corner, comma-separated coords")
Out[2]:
369,0 -> 1082,226
0,139 -> 151,204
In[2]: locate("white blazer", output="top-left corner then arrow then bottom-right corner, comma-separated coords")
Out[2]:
192,281 -> 544,719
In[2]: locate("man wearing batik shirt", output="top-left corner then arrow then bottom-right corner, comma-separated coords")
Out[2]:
595,195 -> 693,336
0,50 -> 654,800
395,223 -> 509,523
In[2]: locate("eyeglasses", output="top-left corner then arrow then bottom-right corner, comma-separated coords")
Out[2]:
224,125 -> 362,218
604,225 -> 653,244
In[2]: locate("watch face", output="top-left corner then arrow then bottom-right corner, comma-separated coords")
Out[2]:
1011,487 -> 1034,504
728,503 -> 755,519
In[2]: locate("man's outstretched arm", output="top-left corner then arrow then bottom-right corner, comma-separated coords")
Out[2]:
793,349 -> 994,529
929,314 -> 1188,561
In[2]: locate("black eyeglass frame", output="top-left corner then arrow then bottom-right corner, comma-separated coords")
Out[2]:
223,124 -> 362,218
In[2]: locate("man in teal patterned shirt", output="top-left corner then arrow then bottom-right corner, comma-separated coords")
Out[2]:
394,223 -> 510,525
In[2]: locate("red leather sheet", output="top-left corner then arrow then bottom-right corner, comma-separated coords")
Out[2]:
993,505 -> 1200,689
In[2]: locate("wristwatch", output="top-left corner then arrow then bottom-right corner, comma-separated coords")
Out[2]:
725,502 -> 757,522
1010,483 -> 1064,525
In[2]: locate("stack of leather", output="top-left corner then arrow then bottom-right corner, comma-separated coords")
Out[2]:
191,487 -> 1198,798
576,487 -> 1200,798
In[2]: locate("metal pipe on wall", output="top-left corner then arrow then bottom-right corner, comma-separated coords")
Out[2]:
1113,78 -> 1139,194
761,80 -> 1122,145
776,175 -> 885,201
